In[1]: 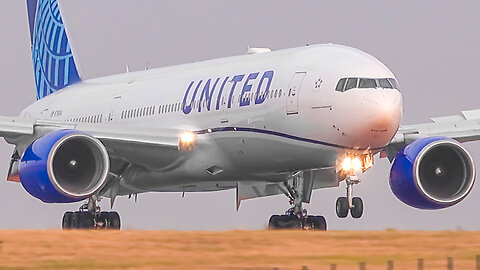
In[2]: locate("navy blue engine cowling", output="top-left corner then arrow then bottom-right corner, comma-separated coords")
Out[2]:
389,136 -> 475,209
19,130 -> 110,203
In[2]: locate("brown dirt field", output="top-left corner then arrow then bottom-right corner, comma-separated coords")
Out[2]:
0,230 -> 478,270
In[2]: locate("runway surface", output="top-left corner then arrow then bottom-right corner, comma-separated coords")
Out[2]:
0,230 -> 478,269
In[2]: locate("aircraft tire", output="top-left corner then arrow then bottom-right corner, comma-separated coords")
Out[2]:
106,212 -> 121,230
268,215 -> 281,229
303,216 -> 327,231
76,212 -> 94,229
269,215 -> 301,229
350,197 -> 363,219
278,215 -> 301,229
336,197 -> 349,218
312,216 -> 327,231
62,211 -> 73,229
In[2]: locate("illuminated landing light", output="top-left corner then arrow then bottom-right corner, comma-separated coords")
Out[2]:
339,152 -> 374,174
179,131 -> 197,152
352,157 -> 363,171
342,157 -> 352,171
207,128 -> 213,133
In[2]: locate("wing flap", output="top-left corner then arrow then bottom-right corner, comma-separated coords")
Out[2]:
0,117 -> 35,138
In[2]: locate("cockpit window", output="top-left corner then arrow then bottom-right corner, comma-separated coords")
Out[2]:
336,78 -> 347,91
345,78 -> 358,91
378,78 -> 393,89
388,78 -> 400,89
359,78 -> 377,88
335,77 -> 399,92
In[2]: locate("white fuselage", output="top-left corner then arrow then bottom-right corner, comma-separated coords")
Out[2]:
20,44 -> 403,195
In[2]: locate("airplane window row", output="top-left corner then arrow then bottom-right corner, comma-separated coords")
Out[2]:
335,78 -> 399,92
118,89 -> 285,121
121,106 -> 156,119
239,90 -> 281,104
67,114 -> 103,124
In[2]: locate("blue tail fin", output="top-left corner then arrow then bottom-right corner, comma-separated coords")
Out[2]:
26,0 -> 82,100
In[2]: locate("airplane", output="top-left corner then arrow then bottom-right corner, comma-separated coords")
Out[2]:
5,0 -> 479,230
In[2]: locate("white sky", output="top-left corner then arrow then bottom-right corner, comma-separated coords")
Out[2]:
0,0 -> 479,230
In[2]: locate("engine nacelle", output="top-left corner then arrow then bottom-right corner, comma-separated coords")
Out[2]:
19,130 -> 110,203
389,136 -> 475,209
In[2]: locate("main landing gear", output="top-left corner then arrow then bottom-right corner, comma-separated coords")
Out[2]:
269,208 -> 327,231
62,198 -> 121,230
336,175 -> 363,219
268,174 -> 327,231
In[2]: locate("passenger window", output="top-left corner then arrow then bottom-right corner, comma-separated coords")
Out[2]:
336,78 -> 347,92
378,78 -> 393,89
345,78 -> 358,90
359,78 -> 377,88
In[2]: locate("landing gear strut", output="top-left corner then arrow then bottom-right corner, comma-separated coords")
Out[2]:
62,197 -> 121,230
336,175 -> 363,219
268,173 -> 327,230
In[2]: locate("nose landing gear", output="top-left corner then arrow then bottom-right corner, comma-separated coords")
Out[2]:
336,175 -> 364,219
62,197 -> 121,230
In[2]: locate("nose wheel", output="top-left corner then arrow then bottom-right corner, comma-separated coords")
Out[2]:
336,175 -> 364,219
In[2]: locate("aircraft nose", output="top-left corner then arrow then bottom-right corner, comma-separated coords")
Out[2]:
362,91 -> 402,122
360,90 -> 403,146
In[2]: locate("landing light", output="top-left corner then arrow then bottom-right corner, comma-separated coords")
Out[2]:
342,157 -> 352,171
179,131 -> 197,152
339,152 -> 374,174
352,157 -> 363,171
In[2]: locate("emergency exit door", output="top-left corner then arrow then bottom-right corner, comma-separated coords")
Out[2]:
286,72 -> 306,115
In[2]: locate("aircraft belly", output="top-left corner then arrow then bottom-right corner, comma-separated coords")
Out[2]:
116,132 -> 340,194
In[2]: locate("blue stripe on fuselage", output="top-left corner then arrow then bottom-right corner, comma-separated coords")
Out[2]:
195,127 -> 385,151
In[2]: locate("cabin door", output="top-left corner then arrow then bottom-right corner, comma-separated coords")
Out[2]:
108,95 -> 122,122
286,72 -> 306,115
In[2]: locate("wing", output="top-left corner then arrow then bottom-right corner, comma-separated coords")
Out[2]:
0,116 -> 191,173
384,109 -> 480,161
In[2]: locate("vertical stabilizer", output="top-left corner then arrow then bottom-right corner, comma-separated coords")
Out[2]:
26,0 -> 82,99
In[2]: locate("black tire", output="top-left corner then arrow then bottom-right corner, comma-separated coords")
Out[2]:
268,215 -> 281,230
70,212 -> 79,229
312,216 -> 327,231
107,212 -> 121,230
62,212 -> 73,229
79,212 -> 94,229
303,216 -> 327,231
336,197 -> 349,218
276,215 -> 301,229
69,212 -> 94,229
351,197 -> 363,219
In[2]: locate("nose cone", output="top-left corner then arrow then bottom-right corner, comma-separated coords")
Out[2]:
359,90 -> 403,148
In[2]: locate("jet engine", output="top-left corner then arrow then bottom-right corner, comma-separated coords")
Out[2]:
19,130 -> 110,203
389,136 -> 475,209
